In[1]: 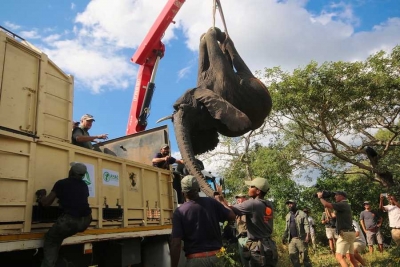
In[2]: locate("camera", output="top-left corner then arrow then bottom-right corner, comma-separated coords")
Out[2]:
314,190 -> 336,199
381,193 -> 389,198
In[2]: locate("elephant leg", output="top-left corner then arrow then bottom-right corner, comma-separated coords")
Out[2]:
197,33 -> 209,80
220,35 -> 253,78
198,28 -> 238,91
194,88 -> 251,134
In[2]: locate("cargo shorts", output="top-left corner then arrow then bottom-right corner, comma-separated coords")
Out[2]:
336,231 -> 356,255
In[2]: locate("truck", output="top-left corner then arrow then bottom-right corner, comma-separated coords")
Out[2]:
0,0 -> 226,264
0,26 -> 178,266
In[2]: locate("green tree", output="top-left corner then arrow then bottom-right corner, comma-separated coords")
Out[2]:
258,45 -> 400,188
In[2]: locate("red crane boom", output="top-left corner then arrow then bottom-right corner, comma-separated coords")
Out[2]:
126,0 -> 186,134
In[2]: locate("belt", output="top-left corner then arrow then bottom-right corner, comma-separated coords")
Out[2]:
340,229 -> 355,232
392,227 -> 400,229
187,249 -> 220,259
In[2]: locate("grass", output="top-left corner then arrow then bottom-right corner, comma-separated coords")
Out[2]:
219,240 -> 400,266
285,243 -> 400,267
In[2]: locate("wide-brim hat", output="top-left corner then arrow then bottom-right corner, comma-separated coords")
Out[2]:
245,177 -> 269,193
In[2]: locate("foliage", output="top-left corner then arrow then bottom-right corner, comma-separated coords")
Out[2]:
257,45 -> 400,188
215,245 -> 241,267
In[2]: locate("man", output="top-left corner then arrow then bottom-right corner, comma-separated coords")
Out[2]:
349,220 -> 367,267
152,144 -> 183,169
317,191 -> 359,267
72,114 -> 108,150
235,193 -> 249,267
170,175 -> 235,267
321,208 -> 338,254
282,200 -> 312,267
36,162 -> 92,267
380,194 -> 400,246
221,177 -> 278,267
360,200 -> 384,253
303,208 -> 316,250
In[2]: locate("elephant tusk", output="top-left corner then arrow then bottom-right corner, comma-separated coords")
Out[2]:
156,114 -> 173,123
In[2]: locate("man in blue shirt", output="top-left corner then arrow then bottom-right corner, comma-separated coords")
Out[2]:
170,175 -> 235,267
37,162 -> 92,267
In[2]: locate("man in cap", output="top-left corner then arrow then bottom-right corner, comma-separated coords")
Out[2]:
360,200 -> 384,253
72,114 -> 108,150
235,193 -> 249,267
317,191 -> 359,267
218,177 -> 278,267
36,162 -> 92,267
152,144 -> 183,169
170,175 -> 235,267
380,193 -> 400,246
282,200 -> 312,267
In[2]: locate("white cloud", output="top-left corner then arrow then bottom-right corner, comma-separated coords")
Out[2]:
20,30 -> 41,39
43,34 -> 61,43
43,39 -> 135,94
4,21 -> 21,30
177,66 -> 192,82
74,0 -> 181,48
15,0 -> 400,95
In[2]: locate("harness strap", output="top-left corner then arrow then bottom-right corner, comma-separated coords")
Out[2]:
212,0 -> 229,38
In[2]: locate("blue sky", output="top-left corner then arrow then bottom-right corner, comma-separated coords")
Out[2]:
1,0 -> 399,173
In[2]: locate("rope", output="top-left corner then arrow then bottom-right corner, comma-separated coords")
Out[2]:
212,0 -> 229,38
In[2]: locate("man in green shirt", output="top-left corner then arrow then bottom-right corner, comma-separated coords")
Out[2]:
317,191 -> 358,267
72,114 -> 108,150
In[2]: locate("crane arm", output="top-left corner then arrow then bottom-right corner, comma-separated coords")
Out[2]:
126,0 -> 186,135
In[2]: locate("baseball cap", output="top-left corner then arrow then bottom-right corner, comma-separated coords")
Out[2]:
70,162 -> 87,175
235,193 -> 246,198
285,199 -> 296,204
181,175 -> 200,193
334,191 -> 347,198
81,114 -> 95,121
245,177 -> 270,193
363,201 -> 371,205
161,144 -> 169,149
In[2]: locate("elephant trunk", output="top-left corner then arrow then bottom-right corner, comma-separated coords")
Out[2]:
173,109 -> 215,197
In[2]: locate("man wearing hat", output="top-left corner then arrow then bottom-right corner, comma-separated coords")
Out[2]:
152,144 -> 183,169
219,177 -> 278,267
317,191 -> 359,267
235,193 -> 249,267
170,175 -> 235,267
72,114 -> 108,150
36,162 -> 92,267
360,200 -> 384,253
282,200 -> 312,267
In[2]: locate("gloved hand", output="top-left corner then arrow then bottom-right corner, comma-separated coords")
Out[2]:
35,189 -> 47,198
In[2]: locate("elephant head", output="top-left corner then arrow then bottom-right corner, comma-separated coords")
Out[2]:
170,27 -> 272,197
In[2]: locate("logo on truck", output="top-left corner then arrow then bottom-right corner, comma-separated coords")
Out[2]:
102,169 -> 119,186
83,172 -> 91,185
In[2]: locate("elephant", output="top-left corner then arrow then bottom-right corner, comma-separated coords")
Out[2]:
167,27 -> 272,197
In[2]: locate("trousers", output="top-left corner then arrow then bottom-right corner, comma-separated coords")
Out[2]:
41,213 -> 92,267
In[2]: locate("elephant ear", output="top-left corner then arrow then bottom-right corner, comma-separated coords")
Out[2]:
191,128 -> 219,156
194,88 -> 252,133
